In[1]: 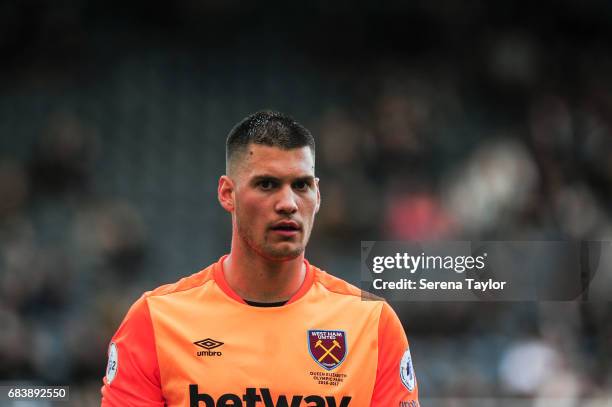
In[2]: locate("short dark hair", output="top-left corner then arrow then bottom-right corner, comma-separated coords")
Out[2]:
226,110 -> 315,172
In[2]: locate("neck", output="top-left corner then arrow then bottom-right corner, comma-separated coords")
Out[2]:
223,239 -> 306,303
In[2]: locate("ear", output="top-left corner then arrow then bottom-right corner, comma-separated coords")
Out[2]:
314,177 -> 321,213
218,175 -> 235,213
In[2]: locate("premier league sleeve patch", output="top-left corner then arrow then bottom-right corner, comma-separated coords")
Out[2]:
308,330 -> 347,370
105,342 -> 119,384
400,347 -> 415,391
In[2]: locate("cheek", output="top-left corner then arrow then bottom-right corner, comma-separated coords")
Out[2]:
237,197 -> 266,225
301,197 -> 319,221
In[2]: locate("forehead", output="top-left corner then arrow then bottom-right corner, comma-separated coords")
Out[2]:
236,144 -> 315,179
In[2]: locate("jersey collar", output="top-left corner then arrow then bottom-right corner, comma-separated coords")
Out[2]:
213,254 -> 314,306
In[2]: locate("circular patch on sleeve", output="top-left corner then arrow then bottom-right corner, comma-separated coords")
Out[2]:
399,347 -> 415,392
106,342 -> 119,384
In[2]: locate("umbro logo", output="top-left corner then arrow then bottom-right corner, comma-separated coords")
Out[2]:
194,338 -> 223,356
194,338 -> 223,350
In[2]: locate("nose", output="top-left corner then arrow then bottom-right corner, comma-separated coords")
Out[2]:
274,185 -> 298,215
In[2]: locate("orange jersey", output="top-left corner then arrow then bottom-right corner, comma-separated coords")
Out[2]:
101,256 -> 419,406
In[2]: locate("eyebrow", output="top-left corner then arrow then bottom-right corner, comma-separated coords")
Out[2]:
250,174 -> 316,184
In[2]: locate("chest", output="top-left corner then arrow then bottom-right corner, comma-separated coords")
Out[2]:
148,295 -> 380,406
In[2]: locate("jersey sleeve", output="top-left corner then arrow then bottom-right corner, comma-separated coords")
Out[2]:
101,294 -> 165,406
370,301 -> 420,406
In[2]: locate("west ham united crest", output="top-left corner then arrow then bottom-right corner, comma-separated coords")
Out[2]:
308,330 -> 347,370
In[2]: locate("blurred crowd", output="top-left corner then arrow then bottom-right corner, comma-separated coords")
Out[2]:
1,0 -> 612,405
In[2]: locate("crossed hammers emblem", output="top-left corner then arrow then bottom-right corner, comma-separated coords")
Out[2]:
315,339 -> 341,363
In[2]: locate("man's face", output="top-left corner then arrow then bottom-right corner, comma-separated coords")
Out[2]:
224,144 -> 320,261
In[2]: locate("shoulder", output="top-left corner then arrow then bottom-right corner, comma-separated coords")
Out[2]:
117,263 -> 216,326
142,263 -> 216,300
310,263 -> 383,302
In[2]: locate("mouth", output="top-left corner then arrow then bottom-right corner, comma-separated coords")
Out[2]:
270,221 -> 301,237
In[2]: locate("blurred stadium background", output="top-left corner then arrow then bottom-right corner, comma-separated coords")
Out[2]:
1,0 -> 611,405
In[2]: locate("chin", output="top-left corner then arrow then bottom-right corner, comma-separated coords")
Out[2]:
262,245 -> 304,261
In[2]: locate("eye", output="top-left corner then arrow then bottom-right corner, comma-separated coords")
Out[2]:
293,180 -> 310,191
258,179 -> 277,190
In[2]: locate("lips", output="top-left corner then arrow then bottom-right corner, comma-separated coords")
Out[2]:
270,220 -> 301,233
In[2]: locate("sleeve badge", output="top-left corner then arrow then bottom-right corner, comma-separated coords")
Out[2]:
105,342 -> 119,384
399,347 -> 415,392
